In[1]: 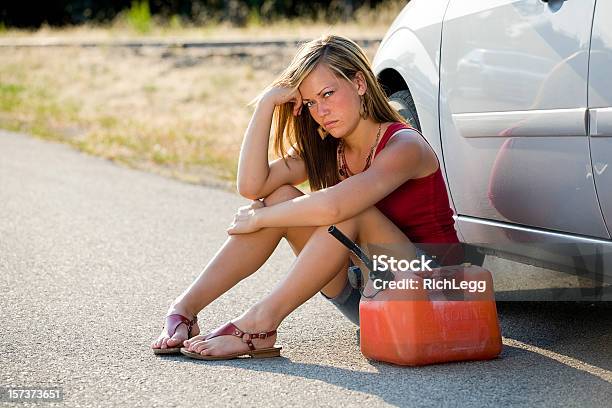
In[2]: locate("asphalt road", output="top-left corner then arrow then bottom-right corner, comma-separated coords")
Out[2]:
1,130 -> 611,407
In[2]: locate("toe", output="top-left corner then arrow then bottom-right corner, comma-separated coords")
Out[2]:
161,338 -> 169,349
193,342 -> 209,353
187,334 -> 205,343
187,340 -> 203,351
167,325 -> 188,347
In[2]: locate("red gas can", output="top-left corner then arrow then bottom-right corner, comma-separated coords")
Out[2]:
359,264 -> 502,366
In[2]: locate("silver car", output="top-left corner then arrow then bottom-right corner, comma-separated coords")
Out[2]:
373,0 -> 612,300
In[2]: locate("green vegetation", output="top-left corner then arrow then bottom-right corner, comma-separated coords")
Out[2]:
0,5 -> 401,188
0,83 -> 25,111
126,1 -> 152,34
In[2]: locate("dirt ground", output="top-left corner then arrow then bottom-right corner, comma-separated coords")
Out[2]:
0,40 -> 380,188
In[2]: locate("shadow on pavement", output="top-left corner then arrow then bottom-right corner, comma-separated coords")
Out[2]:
496,301 -> 612,371
174,302 -> 612,407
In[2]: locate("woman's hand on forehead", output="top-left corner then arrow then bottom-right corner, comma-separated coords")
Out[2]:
264,86 -> 303,116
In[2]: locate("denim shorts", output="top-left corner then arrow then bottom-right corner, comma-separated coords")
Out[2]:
320,275 -> 362,326
320,248 -> 441,326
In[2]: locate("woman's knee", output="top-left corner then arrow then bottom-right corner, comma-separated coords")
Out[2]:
335,206 -> 379,232
263,184 -> 304,207
339,205 -> 408,245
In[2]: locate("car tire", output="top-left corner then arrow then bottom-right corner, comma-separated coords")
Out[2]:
388,90 -> 421,131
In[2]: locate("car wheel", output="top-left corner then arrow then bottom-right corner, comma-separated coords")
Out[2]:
388,90 -> 421,131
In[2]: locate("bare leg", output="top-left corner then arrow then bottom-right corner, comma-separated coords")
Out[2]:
184,205 -> 417,357
152,185 -> 315,350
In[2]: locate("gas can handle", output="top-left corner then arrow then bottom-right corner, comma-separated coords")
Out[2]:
327,225 -> 374,272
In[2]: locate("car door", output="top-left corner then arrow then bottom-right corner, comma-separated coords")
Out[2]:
588,0 -> 612,236
439,0 -> 609,238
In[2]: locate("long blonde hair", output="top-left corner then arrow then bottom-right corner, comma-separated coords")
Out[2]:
253,34 -> 406,191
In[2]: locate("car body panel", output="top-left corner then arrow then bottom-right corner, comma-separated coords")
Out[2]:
373,0 -> 612,290
588,0 -> 612,235
458,215 -> 612,299
438,0 -> 609,238
443,0 -> 594,112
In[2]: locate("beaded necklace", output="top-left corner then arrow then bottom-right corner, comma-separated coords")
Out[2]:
337,123 -> 382,178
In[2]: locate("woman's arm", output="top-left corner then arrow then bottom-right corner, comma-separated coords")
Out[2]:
237,88 -> 304,199
228,131 -> 430,234
236,99 -> 275,198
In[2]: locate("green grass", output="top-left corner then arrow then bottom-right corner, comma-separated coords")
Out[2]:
126,1 -> 152,34
0,83 -> 26,111
0,0 -> 406,39
142,84 -> 157,94
0,8 -> 398,189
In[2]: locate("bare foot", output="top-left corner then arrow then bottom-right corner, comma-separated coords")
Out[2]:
183,313 -> 276,357
151,304 -> 200,350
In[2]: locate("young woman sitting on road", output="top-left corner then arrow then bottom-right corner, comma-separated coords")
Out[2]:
151,34 -> 460,360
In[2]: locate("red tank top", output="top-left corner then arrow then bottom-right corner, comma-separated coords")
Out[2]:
373,123 -> 460,251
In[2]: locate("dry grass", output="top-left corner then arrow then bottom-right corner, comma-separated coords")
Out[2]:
0,1 -> 405,41
1,22 -> 389,43
0,15 -> 393,188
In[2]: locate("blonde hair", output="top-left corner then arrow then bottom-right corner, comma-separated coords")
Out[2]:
252,34 -> 406,191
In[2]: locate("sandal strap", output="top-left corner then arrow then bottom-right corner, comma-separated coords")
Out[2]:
204,321 -> 276,351
164,313 -> 198,337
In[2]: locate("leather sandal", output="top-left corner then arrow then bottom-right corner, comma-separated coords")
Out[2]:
180,321 -> 281,360
153,313 -> 198,355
